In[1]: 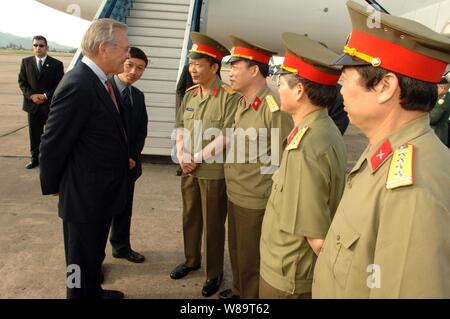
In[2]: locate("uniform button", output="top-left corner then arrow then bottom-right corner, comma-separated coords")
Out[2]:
336,235 -> 341,241
347,182 -> 352,189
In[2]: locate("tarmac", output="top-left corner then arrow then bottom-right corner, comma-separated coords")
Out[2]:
0,52 -> 367,299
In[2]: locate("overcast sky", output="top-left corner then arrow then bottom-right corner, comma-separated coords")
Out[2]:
1,0 -> 90,48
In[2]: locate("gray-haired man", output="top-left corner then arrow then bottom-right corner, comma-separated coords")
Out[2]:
39,19 -> 130,299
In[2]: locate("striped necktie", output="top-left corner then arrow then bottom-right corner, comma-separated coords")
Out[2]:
105,80 -> 120,113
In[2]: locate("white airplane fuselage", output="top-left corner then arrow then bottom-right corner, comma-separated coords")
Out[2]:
36,0 -> 449,53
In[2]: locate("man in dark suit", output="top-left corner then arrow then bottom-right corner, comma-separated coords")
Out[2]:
39,19 -> 130,299
328,84 -> 349,135
18,35 -> 64,169
108,47 -> 148,264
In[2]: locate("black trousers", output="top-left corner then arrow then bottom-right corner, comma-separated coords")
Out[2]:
63,219 -> 111,299
110,181 -> 135,255
28,106 -> 48,160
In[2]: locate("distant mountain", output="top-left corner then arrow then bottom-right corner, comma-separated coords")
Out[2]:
0,32 -> 75,52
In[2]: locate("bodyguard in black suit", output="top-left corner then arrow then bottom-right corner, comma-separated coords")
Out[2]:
108,47 -> 149,264
39,19 -> 131,299
18,35 -> 64,169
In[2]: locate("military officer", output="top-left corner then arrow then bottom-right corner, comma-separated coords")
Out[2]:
220,36 -> 293,299
430,75 -> 450,146
170,32 -> 240,297
313,0 -> 450,298
259,33 -> 347,299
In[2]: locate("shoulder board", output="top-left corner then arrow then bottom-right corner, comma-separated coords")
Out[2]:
266,95 -> 280,113
185,84 -> 200,94
286,127 -> 309,151
386,144 -> 414,190
221,83 -> 236,95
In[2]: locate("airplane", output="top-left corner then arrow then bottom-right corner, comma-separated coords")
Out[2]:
35,0 -> 450,156
35,0 -> 450,52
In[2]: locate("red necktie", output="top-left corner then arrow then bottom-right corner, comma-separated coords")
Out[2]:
105,80 -> 120,113
105,79 -> 127,143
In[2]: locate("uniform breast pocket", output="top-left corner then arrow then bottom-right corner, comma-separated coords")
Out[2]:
183,110 -> 195,121
182,111 -> 195,134
330,221 -> 360,289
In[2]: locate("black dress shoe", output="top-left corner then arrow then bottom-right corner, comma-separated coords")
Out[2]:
170,263 -> 201,279
101,289 -> 124,299
113,250 -> 145,263
218,289 -> 240,299
202,273 -> 223,297
25,160 -> 39,169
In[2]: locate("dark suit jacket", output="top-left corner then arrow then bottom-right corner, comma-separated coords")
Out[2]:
110,77 -> 148,181
18,55 -> 64,113
328,84 -> 349,135
39,62 -> 129,223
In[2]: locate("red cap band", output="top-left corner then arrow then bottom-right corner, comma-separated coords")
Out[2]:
190,42 -> 225,61
282,52 -> 340,85
348,30 -> 447,83
231,46 -> 271,64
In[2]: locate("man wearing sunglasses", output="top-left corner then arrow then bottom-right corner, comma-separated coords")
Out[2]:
18,35 -> 64,169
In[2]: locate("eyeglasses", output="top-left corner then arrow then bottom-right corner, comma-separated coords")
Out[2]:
33,44 -> 46,48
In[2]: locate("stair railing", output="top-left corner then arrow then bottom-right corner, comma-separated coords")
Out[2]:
177,0 -> 203,83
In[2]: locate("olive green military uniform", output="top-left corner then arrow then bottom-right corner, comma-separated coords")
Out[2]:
259,31 -> 347,298
430,89 -> 450,146
260,109 -> 347,297
176,77 -> 239,279
313,115 -> 450,298
224,85 -> 293,298
313,1 -> 450,298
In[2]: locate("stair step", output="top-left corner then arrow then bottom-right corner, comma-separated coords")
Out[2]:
148,107 -> 176,122
144,137 -> 174,148
129,9 -> 188,21
147,57 -> 180,70
139,46 -> 182,59
142,146 -> 172,156
137,79 -> 177,94
146,102 -> 175,109
142,92 -> 176,106
148,121 -> 177,133
140,68 -> 178,81
134,0 -> 190,5
129,35 -> 184,49
128,26 -> 185,39
127,17 -> 187,30
133,2 -> 189,13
